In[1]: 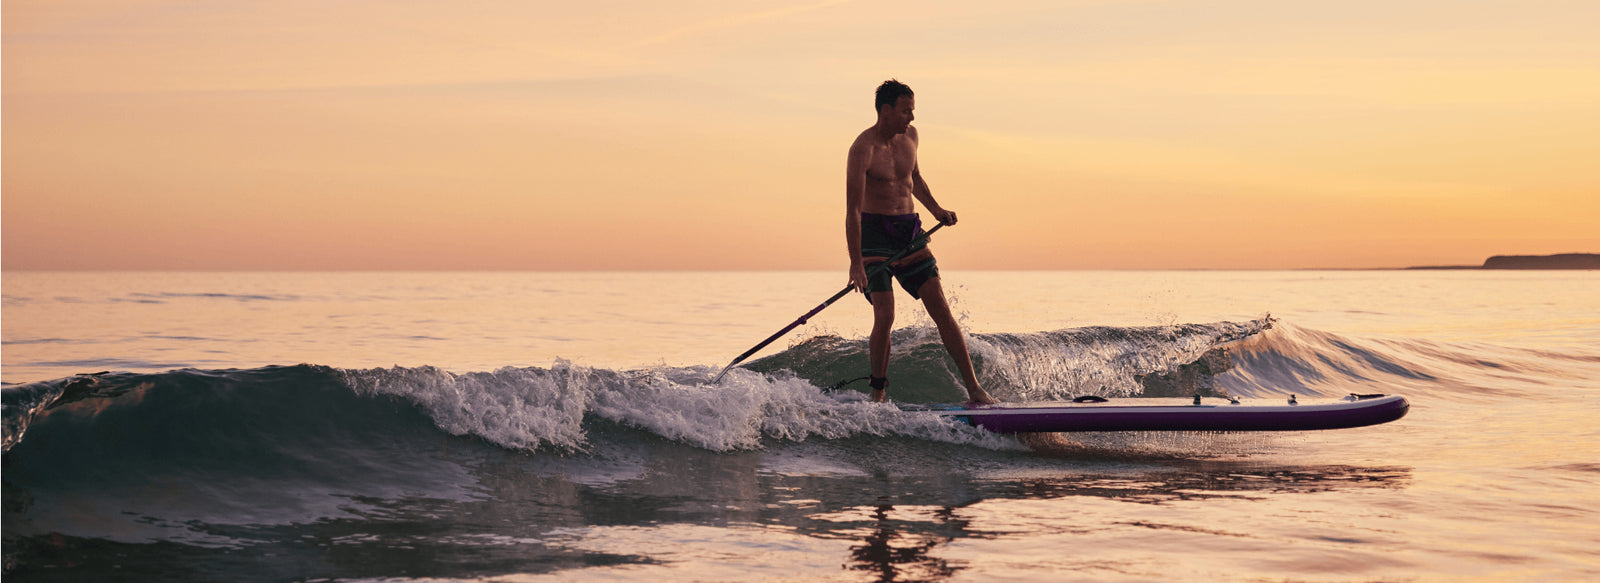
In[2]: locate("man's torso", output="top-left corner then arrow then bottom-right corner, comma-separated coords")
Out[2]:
857,127 -> 918,215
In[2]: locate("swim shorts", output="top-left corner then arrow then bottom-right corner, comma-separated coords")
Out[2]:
860,212 -> 939,299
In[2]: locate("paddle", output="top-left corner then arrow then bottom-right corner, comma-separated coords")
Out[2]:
710,221 -> 947,384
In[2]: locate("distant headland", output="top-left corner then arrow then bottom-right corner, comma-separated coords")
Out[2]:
1407,253 -> 1600,270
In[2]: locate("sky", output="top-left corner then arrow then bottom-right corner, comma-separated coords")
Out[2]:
4,0 -> 1597,270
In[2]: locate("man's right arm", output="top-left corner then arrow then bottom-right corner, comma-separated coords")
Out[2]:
845,138 -> 869,292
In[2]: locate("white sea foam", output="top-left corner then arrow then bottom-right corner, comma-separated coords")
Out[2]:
341,362 -> 1018,452
341,363 -> 591,450
337,320 -> 1274,453
971,320 -> 1271,400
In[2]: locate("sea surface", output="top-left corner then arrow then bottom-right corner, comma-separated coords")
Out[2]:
3,270 -> 1598,581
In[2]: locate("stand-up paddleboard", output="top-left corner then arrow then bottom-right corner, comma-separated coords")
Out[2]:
902,394 -> 1408,433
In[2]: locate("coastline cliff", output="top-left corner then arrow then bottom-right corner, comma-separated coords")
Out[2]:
1408,253 -> 1599,270
1480,254 -> 1600,269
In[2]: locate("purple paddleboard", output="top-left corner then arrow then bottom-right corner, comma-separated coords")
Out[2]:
904,394 -> 1409,433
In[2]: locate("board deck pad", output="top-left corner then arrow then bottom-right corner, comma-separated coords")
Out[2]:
900,395 -> 1409,433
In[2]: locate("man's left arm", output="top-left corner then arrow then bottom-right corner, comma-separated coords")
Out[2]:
907,126 -> 956,226
911,162 -> 956,226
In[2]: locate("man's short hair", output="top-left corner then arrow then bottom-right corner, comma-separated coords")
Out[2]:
875,79 -> 914,112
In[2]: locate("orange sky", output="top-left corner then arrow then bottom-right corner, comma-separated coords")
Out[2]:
4,0 -> 1597,270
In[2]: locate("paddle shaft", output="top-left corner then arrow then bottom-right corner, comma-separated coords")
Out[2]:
711,221 -> 946,383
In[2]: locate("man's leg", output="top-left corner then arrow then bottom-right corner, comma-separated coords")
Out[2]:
868,290 -> 895,402
917,276 -> 997,404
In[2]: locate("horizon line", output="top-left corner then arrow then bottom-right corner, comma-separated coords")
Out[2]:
3,266 -> 1572,274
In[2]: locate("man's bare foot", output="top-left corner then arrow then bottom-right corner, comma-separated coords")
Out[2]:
870,388 -> 887,402
966,387 -> 997,405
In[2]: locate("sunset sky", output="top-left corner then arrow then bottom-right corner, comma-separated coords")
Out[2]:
4,0 -> 1597,270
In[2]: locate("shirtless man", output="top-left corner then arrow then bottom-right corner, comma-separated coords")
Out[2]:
845,79 -> 997,405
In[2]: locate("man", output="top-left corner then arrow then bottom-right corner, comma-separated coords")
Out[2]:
845,79 -> 997,405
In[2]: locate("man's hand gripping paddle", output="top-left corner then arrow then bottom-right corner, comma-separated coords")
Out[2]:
709,222 -> 947,384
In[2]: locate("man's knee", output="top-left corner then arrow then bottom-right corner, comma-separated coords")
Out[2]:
871,297 -> 894,324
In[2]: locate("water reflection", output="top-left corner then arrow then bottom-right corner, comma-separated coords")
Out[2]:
846,504 -> 963,582
988,464 -> 1414,504
3,425 -> 1414,581
826,463 -> 1410,582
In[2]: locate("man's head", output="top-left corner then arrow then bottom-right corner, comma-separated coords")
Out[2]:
875,79 -> 913,112
874,79 -> 915,134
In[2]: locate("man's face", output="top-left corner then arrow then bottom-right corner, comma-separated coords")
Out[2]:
882,95 -> 915,134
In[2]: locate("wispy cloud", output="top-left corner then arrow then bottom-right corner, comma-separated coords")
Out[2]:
623,0 -> 853,50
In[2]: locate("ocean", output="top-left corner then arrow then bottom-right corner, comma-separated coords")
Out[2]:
3,270 -> 1598,581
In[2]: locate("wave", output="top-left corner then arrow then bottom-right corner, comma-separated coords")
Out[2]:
746,318 -> 1272,401
6,316 -> 1589,467
1217,322 -> 1600,401
1,319 -> 1268,459
9,315 -> 1598,546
